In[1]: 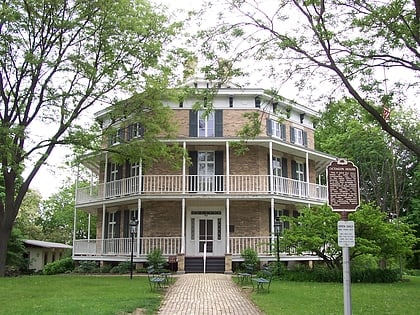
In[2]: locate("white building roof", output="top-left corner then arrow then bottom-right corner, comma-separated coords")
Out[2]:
24,240 -> 72,249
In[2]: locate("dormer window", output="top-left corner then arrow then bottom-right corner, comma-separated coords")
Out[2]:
255,96 -> 261,108
229,96 -> 233,108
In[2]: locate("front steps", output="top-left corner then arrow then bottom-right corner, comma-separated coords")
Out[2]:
184,256 -> 225,273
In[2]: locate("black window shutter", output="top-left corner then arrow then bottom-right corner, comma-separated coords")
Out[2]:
104,212 -> 109,239
304,163 -> 307,181
290,126 -> 295,143
291,160 -> 297,180
281,124 -> 286,141
303,131 -> 308,147
106,163 -> 111,182
114,211 -> 121,238
283,209 -> 290,229
282,157 -> 288,178
123,210 -> 129,238
215,110 -> 223,137
189,110 -> 198,137
125,161 -> 130,178
189,151 -> 197,192
266,119 -> 272,136
127,125 -> 132,140
189,151 -> 198,175
215,151 -> 224,175
117,165 -> 123,180
215,151 -> 224,191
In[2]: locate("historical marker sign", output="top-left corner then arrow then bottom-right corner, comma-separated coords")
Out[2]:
327,159 -> 360,212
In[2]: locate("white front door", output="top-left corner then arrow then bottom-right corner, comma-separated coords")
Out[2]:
186,209 -> 225,256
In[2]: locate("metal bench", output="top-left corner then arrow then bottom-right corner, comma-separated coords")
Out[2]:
237,264 -> 254,285
252,269 -> 273,292
147,266 -> 166,291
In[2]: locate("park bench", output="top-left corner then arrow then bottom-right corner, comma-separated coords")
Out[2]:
252,269 -> 273,293
147,266 -> 166,291
237,263 -> 254,285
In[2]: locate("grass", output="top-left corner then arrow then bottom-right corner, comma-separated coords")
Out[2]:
2,274 -> 419,314
0,275 -> 163,315
249,276 -> 420,315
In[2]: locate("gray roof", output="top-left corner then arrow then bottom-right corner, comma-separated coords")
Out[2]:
24,240 -> 72,249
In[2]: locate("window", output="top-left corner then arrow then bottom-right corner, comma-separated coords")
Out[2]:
109,163 -> 119,182
198,110 -> 215,137
129,163 -> 140,177
271,120 -> 286,140
109,128 -> 124,145
189,110 -> 223,137
290,127 -> 307,146
229,96 -> 233,108
274,209 -> 290,230
127,123 -> 144,139
255,96 -> 261,108
108,212 -> 117,239
272,157 -> 283,177
295,162 -> 305,181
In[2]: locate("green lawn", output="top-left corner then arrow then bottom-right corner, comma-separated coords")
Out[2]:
0,275 -> 162,315
1,275 -> 419,314
250,276 -> 420,315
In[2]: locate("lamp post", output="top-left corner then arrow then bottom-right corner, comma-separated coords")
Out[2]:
274,216 -> 281,275
129,217 -> 138,279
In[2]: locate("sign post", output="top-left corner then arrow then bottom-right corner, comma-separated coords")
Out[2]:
327,159 -> 360,315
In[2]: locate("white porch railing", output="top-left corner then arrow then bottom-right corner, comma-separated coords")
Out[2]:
75,175 -> 327,204
73,236 -> 309,259
73,237 -> 181,257
229,236 -> 272,256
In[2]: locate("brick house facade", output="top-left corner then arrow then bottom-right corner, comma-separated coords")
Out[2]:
72,78 -> 336,273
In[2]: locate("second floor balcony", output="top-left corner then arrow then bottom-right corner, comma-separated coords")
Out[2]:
76,174 -> 327,205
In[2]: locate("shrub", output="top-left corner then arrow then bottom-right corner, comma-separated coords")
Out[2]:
147,249 -> 165,270
110,261 -> 132,274
240,248 -> 260,272
74,261 -> 99,273
43,257 -> 74,275
281,266 -> 401,283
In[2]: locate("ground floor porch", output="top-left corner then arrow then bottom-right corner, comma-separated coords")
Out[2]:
73,198 -> 321,273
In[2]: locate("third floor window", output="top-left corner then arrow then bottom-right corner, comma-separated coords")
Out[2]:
189,110 -> 223,137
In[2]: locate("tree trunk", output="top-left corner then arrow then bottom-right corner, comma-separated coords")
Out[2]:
0,221 -> 14,276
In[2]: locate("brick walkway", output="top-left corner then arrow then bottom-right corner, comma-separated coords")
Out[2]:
157,273 -> 262,315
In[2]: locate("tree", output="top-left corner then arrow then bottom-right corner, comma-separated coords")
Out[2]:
195,0 -> 420,156
39,182 -> 95,244
14,189 -> 43,240
0,0 -> 184,276
282,203 -> 416,270
315,98 -> 419,215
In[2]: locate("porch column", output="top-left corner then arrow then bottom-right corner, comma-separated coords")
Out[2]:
306,152 -> 309,196
139,159 -> 143,195
73,165 -> 79,246
181,198 -> 185,254
226,198 -> 230,253
269,141 -> 273,193
137,198 -> 141,256
101,204 -> 106,255
182,141 -> 186,194
104,151 -> 108,198
271,198 -> 275,240
226,141 -> 230,193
